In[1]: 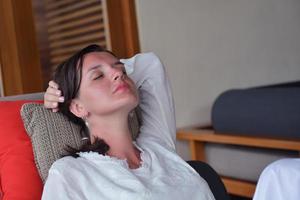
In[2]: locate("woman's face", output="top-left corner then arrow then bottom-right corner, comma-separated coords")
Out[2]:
73,52 -> 138,117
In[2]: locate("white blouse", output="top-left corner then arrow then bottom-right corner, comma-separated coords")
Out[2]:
42,52 -> 215,200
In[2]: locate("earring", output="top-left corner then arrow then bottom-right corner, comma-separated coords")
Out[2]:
129,111 -> 134,117
82,116 -> 89,127
81,136 -> 89,141
81,116 -> 89,141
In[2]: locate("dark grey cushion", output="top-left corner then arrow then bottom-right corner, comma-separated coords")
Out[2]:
212,82 -> 300,139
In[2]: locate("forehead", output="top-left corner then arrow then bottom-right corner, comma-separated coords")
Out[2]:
82,52 -> 117,68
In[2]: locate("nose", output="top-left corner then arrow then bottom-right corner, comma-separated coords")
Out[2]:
112,67 -> 124,81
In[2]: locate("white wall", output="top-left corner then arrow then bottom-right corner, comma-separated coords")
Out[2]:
135,0 -> 300,159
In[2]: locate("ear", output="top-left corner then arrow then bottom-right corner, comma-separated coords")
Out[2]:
69,99 -> 88,118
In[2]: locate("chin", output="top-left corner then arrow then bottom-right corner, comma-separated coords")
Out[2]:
127,96 -> 139,111
125,88 -> 139,106
116,94 -> 139,113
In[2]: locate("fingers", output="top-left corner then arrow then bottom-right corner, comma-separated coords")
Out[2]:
44,81 -> 64,110
52,108 -> 59,112
44,95 -> 60,109
44,98 -> 58,109
48,80 -> 59,89
46,86 -> 61,97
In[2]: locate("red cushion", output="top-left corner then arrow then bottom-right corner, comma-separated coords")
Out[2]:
0,181 -> 2,199
0,101 -> 43,200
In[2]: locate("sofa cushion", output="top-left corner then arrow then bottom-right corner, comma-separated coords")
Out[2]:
21,103 -> 84,183
212,84 -> 300,139
0,92 -> 44,101
21,103 -> 141,183
0,101 -> 43,200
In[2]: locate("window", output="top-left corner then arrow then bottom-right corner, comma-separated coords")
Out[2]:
32,0 -> 111,87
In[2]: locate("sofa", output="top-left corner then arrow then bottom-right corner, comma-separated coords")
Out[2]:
0,92 -> 229,200
2,84 -> 299,199
207,81 -> 300,183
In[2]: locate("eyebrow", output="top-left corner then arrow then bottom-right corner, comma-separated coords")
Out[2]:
87,65 -> 102,73
87,61 -> 123,73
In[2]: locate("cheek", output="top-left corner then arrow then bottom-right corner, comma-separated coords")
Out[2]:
127,80 -> 139,99
80,82 -> 111,105
81,89 -> 114,115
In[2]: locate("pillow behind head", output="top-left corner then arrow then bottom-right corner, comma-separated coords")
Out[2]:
21,103 -> 84,183
21,103 -> 141,183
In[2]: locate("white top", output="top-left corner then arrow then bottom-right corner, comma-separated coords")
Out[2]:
42,52 -> 215,200
253,158 -> 300,200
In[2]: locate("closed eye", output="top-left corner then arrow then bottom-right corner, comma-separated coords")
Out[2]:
93,74 -> 104,80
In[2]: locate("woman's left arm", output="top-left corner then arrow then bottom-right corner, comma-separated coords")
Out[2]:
121,53 -> 176,151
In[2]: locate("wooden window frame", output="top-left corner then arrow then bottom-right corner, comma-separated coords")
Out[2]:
0,0 -> 140,96
106,0 -> 140,58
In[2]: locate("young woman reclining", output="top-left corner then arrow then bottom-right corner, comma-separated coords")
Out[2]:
42,44 -> 215,200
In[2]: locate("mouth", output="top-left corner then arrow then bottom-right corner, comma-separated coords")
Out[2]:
113,82 -> 129,93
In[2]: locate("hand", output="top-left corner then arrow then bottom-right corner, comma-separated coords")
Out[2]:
44,80 -> 64,112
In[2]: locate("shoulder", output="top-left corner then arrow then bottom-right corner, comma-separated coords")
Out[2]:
49,156 -> 78,174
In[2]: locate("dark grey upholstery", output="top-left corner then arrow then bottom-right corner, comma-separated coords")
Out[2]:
187,161 -> 230,200
212,81 -> 300,139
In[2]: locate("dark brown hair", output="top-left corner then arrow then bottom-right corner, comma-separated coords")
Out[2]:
53,44 -> 115,158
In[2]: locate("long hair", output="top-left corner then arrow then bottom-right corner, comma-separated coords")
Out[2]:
53,44 -> 115,158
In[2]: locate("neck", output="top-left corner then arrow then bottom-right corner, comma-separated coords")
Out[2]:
88,113 -> 141,168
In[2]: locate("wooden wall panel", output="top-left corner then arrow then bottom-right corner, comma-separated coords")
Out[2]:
0,0 -> 43,96
106,0 -> 140,58
31,0 -> 52,89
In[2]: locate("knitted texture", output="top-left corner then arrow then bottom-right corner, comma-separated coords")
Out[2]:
21,103 -> 141,183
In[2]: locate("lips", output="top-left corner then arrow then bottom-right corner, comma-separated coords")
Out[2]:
113,82 -> 129,93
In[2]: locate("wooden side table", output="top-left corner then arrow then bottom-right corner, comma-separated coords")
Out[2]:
177,127 -> 300,198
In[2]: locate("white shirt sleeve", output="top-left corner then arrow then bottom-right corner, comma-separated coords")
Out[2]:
42,169 -> 72,200
120,52 -> 176,151
42,166 -> 81,200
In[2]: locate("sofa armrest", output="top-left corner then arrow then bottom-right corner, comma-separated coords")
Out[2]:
0,92 -> 44,101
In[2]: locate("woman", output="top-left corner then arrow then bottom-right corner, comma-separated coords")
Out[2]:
42,44 -> 215,200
